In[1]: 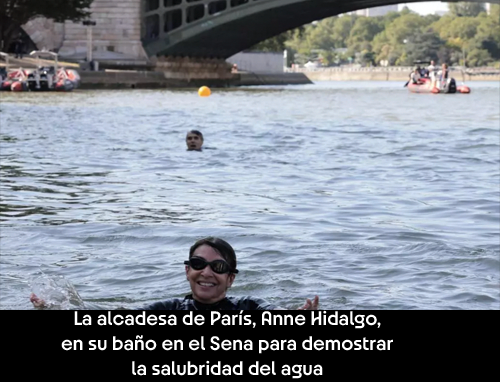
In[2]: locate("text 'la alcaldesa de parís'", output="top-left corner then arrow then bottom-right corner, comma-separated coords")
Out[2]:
74,311 -> 380,329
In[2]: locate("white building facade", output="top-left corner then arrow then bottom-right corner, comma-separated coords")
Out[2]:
354,5 -> 399,17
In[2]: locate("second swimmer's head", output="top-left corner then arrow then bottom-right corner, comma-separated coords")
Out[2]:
186,130 -> 203,151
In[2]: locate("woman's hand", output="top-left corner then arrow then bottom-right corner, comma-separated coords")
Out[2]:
30,293 -> 46,309
297,295 -> 319,310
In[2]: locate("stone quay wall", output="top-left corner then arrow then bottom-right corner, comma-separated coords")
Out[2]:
77,71 -> 312,89
153,57 -> 235,80
291,67 -> 500,81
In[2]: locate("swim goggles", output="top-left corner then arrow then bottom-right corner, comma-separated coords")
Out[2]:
184,257 -> 238,274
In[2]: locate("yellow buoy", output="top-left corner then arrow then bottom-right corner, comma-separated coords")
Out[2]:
198,86 -> 211,97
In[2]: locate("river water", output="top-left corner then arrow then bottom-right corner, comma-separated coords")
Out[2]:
1,81 -> 499,310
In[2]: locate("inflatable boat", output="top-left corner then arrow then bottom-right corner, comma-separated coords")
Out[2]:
0,50 -> 80,92
407,77 -> 470,94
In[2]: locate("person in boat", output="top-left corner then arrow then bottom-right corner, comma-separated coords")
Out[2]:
0,66 -> 8,90
33,67 -> 41,89
40,66 -> 55,89
30,236 -> 320,310
0,66 -> 7,81
437,63 -> 449,89
186,130 -> 204,151
409,67 -> 423,85
429,63 -> 449,90
427,60 -> 436,77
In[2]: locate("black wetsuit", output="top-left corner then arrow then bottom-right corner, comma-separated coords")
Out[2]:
142,294 -> 276,310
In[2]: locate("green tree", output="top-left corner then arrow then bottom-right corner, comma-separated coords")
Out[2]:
308,19 -> 337,51
251,28 -> 305,52
490,4 -> 500,21
380,10 -> 401,27
262,5 -> 499,68
0,0 -> 93,51
404,30 -> 445,64
346,17 -> 383,46
438,17 -> 481,41
284,24 -> 317,64
466,47 -> 492,66
432,15 -> 483,65
448,2 -> 486,17
372,31 -> 400,65
474,13 -> 500,60
331,15 -> 356,48
318,49 -> 345,66
344,17 -> 384,63
373,13 -> 428,65
354,43 -> 376,66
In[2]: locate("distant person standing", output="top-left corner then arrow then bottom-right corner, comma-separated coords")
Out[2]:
186,130 -> 204,151
14,33 -> 24,59
424,60 -> 436,78
427,60 -> 436,74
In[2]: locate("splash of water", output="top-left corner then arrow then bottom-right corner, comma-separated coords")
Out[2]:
30,274 -> 85,310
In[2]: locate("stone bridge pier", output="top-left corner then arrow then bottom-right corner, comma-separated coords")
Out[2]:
22,0 -> 148,66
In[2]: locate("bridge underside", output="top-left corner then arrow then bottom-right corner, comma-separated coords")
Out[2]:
142,0 -> 495,59
144,0 -> 404,59
162,1 -> 354,58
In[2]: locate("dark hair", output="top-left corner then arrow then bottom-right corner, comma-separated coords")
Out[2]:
187,130 -> 203,140
189,237 -> 237,273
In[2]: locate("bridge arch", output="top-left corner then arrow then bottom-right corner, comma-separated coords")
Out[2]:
141,0 -> 497,59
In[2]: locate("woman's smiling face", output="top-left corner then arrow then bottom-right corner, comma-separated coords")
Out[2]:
185,244 -> 235,304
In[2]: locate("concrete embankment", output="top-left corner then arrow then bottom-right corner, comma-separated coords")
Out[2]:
78,70 -> 236,89
76,56 -> 312,89
237,72 -> 313,85
78,71 -> 312,89
298,68 -> 500,82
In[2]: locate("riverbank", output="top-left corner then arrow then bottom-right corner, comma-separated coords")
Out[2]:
293,67 -> 500,82
2,53 -> 497,88
77,70 -> 497,89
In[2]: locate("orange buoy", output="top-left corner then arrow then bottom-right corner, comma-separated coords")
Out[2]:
198,86 -> 211,97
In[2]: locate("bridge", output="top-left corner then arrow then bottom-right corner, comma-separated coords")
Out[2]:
141,0 -> 496,59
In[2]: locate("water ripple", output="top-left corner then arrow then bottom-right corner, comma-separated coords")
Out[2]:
1,82 -> 498,309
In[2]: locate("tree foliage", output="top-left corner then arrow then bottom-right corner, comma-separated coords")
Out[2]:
490,4 -> 500,21
250,27 -> 305,52
448,2 -> 485,17
0,0 -> 93,50
251,4 -> 499,67
404,30 -> 444,64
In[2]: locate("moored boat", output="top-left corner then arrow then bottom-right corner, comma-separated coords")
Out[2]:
1,52 -> 27,91
1,50 -> 80,92
25,50 -> 80,92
